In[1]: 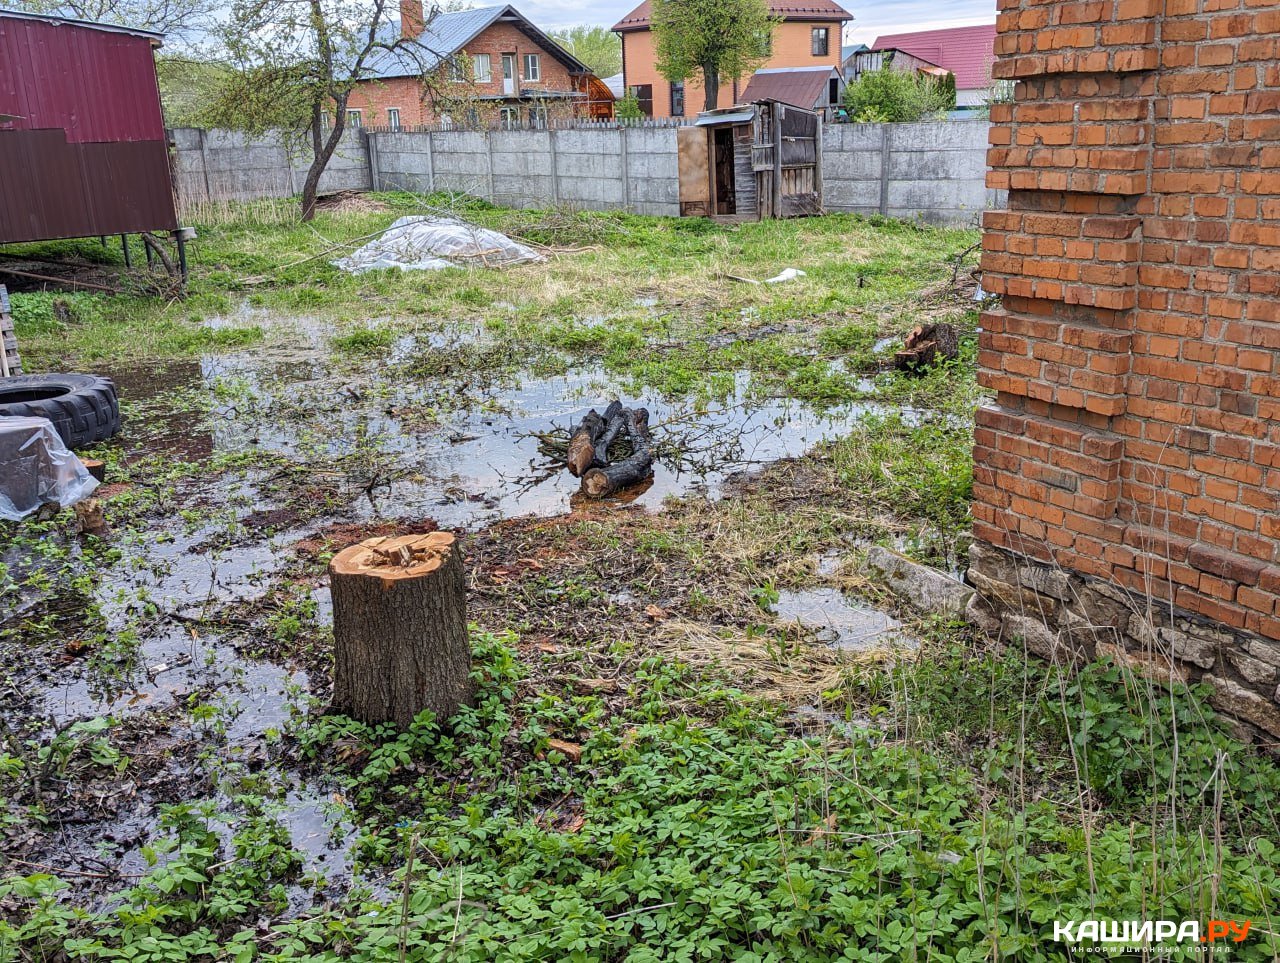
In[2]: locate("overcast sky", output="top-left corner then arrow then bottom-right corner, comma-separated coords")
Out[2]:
515,0 -> 998,44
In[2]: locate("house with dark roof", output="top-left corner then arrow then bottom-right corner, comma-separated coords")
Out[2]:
346,1 -> 611,130
612,0 -> 852,119
870,23 -> 997,107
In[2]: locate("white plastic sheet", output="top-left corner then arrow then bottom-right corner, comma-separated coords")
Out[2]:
332,216 -> 545,274
0,416 -> 99,521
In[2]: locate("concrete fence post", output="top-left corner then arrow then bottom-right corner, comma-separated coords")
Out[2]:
620,127 -> 631,211
549,128 -> 561,205
878,125 -> 892,216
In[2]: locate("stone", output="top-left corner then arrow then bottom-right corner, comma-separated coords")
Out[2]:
1204,675 -> 1280,739
967,567 -> 1060,620
1096,641 -> 1189,683
1157,628 -> 1218,669
1001,613 -> 1066,662
1249,639 -> 1280,668
965,594 -> 1002,636
1226,649 -> 1277,687
865,547 -> 974,617
1013,562 -> 1073,601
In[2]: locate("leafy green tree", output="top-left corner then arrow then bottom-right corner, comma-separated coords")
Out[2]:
548,24 -> 622,78
615,91 -> 643,120
842,68 -> 956,123
650,0 -> 777,112
203,0 -> 437,221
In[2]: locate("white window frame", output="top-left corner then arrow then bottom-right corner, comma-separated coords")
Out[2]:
473,52 -> 492,83
523,53 -> 541,82
500,106 -> 520,130
346,108 -> 362,128
447,57 -> 466,82
387,107 -> 401,130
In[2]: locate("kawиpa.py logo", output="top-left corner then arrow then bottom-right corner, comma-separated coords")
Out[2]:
1053,919 -> 1253,953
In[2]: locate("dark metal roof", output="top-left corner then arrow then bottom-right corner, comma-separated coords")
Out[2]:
0,8 -> 162,43
363,4 -> 591,80
614,0 -> 852,32
741,66 -> 837,111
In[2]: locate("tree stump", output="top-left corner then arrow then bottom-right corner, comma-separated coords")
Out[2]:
894,323 -> 959,373
329,531 -> 473,728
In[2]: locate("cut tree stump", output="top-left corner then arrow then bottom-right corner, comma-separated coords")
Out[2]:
894,323 -> 959,373
329,531 -> 473,728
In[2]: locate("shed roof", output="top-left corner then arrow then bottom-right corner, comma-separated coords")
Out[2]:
871,23 -> 996,90
0,7 -> 163,43
613,0 -> 851,32
362,4 -> 590,80
740,65 -> 836,111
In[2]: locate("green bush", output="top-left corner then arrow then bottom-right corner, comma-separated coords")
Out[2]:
843,68 -> 956,122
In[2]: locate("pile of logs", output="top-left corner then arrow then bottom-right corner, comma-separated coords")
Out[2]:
894,322 -> 959,373
565,400 -> 654,498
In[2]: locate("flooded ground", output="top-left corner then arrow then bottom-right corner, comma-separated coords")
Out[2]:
1,303 -> 939,908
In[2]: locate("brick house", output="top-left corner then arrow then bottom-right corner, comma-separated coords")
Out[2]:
347,1 -> 610,130
612,0 -> 852,119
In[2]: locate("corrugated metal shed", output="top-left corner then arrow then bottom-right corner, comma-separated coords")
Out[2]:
0,9 -> 178,244
741,66 -> 839,112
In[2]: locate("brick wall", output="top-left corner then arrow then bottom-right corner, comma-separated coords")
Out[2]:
971,0 -> 1280,740
347,22 -> 583,127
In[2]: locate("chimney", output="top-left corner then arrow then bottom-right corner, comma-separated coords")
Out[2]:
400,0 -> 424,39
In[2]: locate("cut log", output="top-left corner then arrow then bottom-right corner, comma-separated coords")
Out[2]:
566,410 -> 604,477
80,458 -> 106,483
581,408 -> 654,498
894,322 -> 959,373
329,531 -> 473,728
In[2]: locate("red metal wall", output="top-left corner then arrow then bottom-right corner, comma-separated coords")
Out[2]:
0,13 -> 178,243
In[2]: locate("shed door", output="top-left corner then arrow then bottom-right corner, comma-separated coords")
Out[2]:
676,126 -> 711,217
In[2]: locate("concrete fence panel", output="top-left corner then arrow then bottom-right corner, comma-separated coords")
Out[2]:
171,120 -> 996,224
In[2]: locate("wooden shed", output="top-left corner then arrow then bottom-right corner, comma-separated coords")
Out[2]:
676,99 -> 822,221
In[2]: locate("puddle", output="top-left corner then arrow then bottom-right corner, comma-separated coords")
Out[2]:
770,588 -> 914,651
116,334 -> 904,531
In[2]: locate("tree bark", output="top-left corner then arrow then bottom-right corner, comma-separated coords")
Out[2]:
703,63 -> 720,111
329,531 -> 473,728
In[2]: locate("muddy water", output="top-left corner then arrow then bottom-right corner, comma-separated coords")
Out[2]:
770,588 -> 914,651
13,306 -> 918,902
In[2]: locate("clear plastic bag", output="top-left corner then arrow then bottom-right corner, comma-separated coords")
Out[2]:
0,416 -> 100,520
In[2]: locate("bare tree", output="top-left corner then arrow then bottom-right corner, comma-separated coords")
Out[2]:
204,0 -> 443,220
7,0 -> 215,45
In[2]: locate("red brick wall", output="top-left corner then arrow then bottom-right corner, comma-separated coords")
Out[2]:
347,22 -> 582,127
976,0 -> 1280,640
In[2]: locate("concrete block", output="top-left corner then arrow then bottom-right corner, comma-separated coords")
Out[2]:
865,546 -> 974,617
824,124 -> 885,152
627,152 -> 678,180
628,178 -> 678,204
891,121 -> 989,152
889,149 -> 987,181
822,180 -> 881,210
490,130 -> 551,154
887,179 -> 987,214
556,152 -> 623,180
432,130 -> 488,154
824,149 -> 882,180
170,127 -> 203,150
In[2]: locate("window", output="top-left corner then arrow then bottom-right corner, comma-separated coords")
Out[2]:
447,57 -> 466,82
523,53 -> 540,82
754,29 -> 772,58
629,84 -> 653,117
669,81 -> 684,117
500,106 -> 520,130
346,108 -> 362,128
387,107 -> 401,130
811,27 -> 829,57
828,78 -> 840,105
528,105 -> 548,129
473,52 -> 492,83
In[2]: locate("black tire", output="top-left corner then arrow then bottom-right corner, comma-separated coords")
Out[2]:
0,374 -> 121,450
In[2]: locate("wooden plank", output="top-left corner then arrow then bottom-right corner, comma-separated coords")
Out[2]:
0,285 -> 20,377
676,126 -> 711,217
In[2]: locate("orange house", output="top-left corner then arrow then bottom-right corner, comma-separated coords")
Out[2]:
613,0 -> 852,119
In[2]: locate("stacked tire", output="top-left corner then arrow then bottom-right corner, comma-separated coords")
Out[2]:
0,374 -> 121,449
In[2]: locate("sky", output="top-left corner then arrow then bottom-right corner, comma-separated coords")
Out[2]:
512,0 -> 999,44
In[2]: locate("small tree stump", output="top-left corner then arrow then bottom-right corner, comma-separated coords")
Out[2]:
329,531 -> 473,728
894,323 -> 959,373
